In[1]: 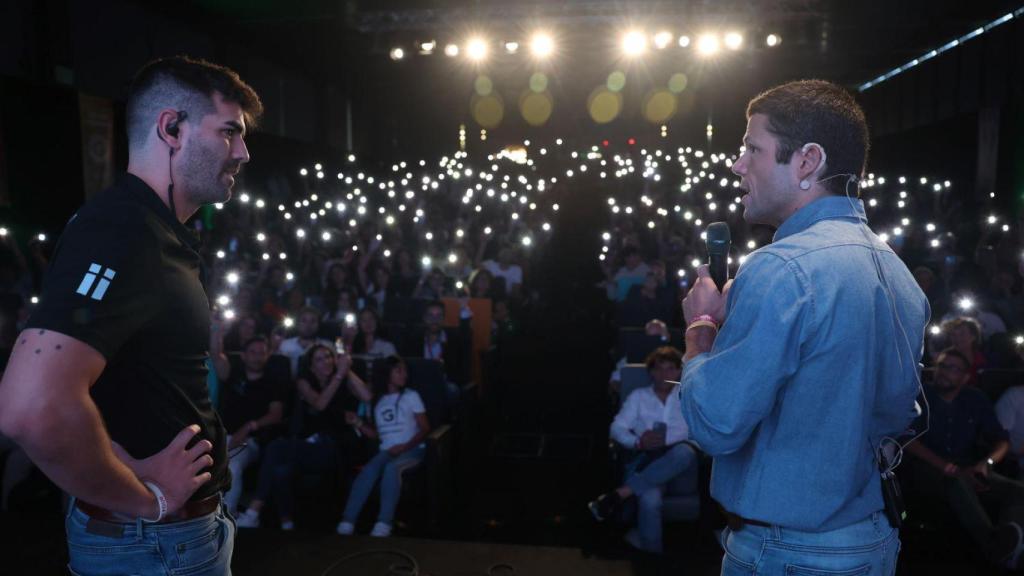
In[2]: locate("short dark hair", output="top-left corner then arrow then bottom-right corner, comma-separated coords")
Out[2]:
242,335 -> 269,352
937,347 -> 971,370
645,346 -> 683,371
126,55 -> 263,150
747,80 -> 868,195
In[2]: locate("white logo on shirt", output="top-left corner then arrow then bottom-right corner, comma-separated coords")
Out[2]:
76,263 -> 116,301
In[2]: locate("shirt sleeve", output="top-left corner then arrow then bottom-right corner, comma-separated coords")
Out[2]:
406,389 -> 426,414
680,253 -> 814,455
995,389 -> 1019,433
610,390 -> 642,448
26,208 -> 160,360
977,393 -> 1010,445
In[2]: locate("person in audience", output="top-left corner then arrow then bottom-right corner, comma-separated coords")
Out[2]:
413,268 -> 452,301
363,264 -> 393,318
940,317 -> 987,386
619,272 -> 675,327
222,314 -> 258,354
481,247 -> 524,299
336,355 -> 431,537
236,344 -> 371,530
209,330 -> 288,514
589,346 -> 697,554
608,319 -> 670,395
996,384 -> 1024,478
606,246 -> 650,302
278,306 -> 331,377
905,348 -> 1024,569
467,267 -> 497,300
353,308 -> 398,359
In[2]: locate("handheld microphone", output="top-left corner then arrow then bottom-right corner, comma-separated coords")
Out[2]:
705,222 -> 731,292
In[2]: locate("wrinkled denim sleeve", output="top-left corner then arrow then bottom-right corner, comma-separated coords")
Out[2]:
680,252 -> 814,455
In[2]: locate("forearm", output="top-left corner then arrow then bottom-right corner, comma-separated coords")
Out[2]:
905,440 -> 949,470
15,395 -> 154,517
683,325 -> 717,363
987,440 -> 1010,465
347,372 -> 373,403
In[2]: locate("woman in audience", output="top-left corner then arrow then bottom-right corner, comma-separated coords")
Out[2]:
336,355 -> 431,537
353,308 -> 398,359
236,344 -> 372,530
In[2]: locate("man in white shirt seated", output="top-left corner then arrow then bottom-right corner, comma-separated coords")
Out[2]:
589,346 -> 698,554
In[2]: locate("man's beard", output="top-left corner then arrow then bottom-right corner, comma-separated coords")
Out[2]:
179,138 -> 238,207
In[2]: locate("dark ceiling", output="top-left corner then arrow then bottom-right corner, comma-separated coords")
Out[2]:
189,0 -> 1021,87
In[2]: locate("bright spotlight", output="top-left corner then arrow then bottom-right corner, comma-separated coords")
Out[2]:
766,33 -> 781,47
622,30 -> 647,56
678,35 -> 691,48
697,33 -> 720,55
653,31 -> 673,50
389,47 -> 405,61
724,32 -> 743,50
466,38 -> 488,61
530,32 -> 554,58
420,40 -> 436,54
504,40 -> 519,54
444,43 -> 460,57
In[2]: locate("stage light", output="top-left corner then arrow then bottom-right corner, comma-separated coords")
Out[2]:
530,32 -> 555,58
37,233 -> 46,242
766,33 -> 781,47
466,38 -> 488,61
678,35 -> 691,48
958,297 -> 974,311
622,31 -> 647,56
444,43 -> 460,57
697,33 -> 720,56
724,32 -> 743,50
30,296 -> 38,305
505,40 -> 519,54
654,31 -> 673,49
390,47 -> 405,61
930,325 -> 942,335
283,317 -> 294,328
420,40 -> 436,55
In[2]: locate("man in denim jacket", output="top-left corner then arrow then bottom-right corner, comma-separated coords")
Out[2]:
679,80 -> 929,576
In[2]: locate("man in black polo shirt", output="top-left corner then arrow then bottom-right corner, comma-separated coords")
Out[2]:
209,328 -> 288,515
0,56 -> 261,576
906,348 -> 1024,569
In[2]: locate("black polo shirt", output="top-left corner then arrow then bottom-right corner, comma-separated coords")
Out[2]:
27,174 -> 228,501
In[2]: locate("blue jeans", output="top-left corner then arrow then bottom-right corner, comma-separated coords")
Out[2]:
625,443 -> 699,554
66,499 -> 235,576
342,445 -> 425,525
720,512 -> 899,576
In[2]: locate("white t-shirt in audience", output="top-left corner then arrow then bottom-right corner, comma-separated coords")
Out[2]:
374,389 -> 426,450
482,260 -> 523,289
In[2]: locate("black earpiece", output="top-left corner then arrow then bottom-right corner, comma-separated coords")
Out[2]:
165,110 -> 187,138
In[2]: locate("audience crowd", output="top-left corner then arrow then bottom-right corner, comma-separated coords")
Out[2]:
0,140 -> 1023,564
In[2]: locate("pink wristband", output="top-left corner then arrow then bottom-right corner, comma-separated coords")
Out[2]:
689,314 -> 717,326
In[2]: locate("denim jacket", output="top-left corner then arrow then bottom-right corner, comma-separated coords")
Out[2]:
680,196 -> 930,531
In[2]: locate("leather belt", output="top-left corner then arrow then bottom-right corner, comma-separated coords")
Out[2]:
76,494 -> 221,525
724,510 -> 772,531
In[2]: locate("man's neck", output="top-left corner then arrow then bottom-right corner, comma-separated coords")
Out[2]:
245,367 -> 264,381
126,166 -> 196,223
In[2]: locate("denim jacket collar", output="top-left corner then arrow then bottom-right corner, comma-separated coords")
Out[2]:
773,196 -> 868,243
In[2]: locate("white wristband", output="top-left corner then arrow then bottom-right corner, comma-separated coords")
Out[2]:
142,481 -> 167,523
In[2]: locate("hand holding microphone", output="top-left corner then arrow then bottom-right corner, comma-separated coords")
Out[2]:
682,222 -> 734,326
